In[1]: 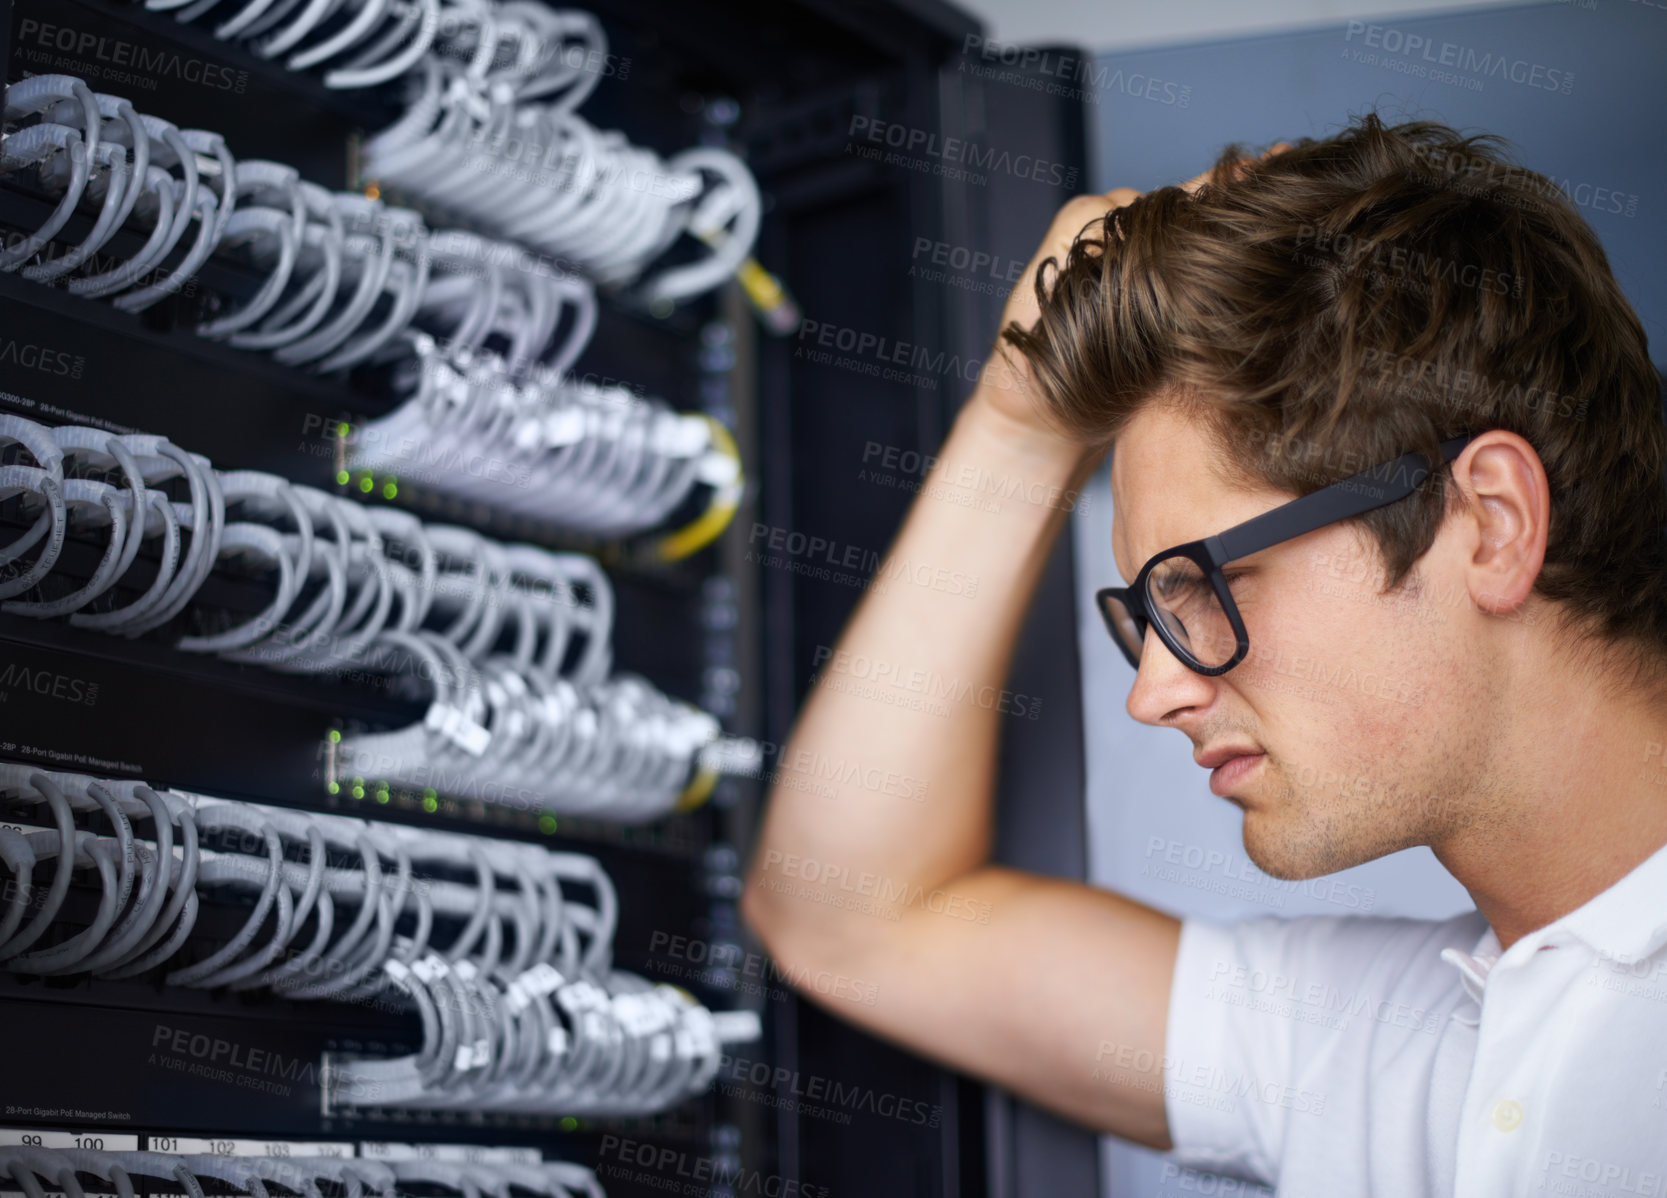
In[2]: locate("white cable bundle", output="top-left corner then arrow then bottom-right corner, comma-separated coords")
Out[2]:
0,1147 -> 608,1198
0,74 -> 237,312
0,415 -> 751,820
362,56 -> 760,306
1,74 -> 740,533
129,0 -> 605,98
0,75 -> 548,362
0,766 -> 762,1118
350,336 -> 733,537
112,0 -> 763,303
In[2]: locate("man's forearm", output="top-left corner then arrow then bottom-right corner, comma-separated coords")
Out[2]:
744,386 -> 1101,936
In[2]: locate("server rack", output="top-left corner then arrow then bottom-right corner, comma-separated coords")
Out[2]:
0,2 -> 1092,1194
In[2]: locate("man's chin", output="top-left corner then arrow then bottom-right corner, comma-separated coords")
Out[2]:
1239,812 -> 1333,882
1242,810 -> 1386,883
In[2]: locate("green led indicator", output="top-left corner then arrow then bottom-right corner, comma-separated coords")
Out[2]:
327,729 -> 341,744
336,469 -> 350,486
421,795 -> 438,813
382,481 -> 398,499
327,781 -> 340,795
351,784 -> 364,799
559,1117 -> 578,1132
538,814 -> 558,834
337,422 -> 351,437
359,475 -> 374,493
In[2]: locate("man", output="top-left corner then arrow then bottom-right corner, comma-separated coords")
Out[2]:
741,112 -> 1667,1195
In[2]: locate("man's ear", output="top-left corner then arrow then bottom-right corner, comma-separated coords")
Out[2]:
1449,431 -> 1549,616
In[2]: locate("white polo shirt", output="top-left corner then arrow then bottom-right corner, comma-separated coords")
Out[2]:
1161,838 -> 1667,1196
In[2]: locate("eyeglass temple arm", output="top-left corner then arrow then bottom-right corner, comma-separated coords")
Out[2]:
1208,433 -> 1476,564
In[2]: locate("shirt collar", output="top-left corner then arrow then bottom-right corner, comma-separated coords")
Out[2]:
1440,927 -> 1500,1025
1554,835 -> 1667,963
1438,836 -> 1667,1021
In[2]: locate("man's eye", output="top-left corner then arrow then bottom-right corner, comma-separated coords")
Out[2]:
1221,571 -> 1250,594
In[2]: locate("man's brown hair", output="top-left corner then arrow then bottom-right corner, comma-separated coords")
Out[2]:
1001,111 -> 1667,688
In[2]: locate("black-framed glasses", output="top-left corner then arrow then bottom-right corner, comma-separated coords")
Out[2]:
1097,432 -> 1477,676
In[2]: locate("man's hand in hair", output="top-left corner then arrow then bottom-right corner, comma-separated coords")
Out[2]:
978,144 -> 1292,447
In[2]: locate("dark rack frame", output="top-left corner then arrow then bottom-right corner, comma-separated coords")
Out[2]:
0,1 -> 1097,1194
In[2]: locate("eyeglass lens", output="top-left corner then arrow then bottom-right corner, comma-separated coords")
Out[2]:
1104,555 -> 1238,669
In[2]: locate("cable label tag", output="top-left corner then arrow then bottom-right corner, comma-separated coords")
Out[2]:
541,408 -> 586,447
522,963 -> 565,996
650,414 -> 710,458
145,1137 -> 349,1157
411,954 -> 450,984
453,1039 -> 490,1070
0,1130 -> 140,1151
427,703 -> 491,756
503,977 -> 530,1013
696,450 -> 741,486
558,980 -> 608,1015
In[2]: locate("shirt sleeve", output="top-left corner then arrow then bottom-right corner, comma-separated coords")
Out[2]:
1161,908 -> 1478,1188
1162,914 -> 1297,1186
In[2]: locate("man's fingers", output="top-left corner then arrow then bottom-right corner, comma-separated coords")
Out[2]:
1178,142 -> 1294,195
1179,159 -> 1248,195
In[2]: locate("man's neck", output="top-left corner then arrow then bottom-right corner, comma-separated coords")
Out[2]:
1433,658 -> 1667,953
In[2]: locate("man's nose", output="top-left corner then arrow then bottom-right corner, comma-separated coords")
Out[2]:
1125,624 -> 1216,726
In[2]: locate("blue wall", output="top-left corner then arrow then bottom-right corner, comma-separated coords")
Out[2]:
1085,0 -> 1665,365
